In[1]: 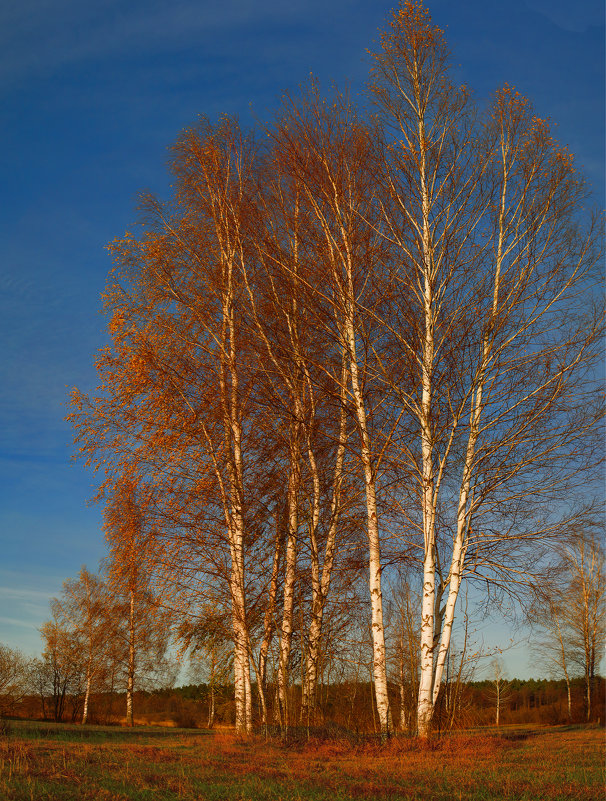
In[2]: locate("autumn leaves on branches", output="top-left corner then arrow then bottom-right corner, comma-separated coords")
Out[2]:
69,2 -> 603,737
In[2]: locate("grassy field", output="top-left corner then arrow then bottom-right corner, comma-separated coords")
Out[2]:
0,720 -> 603,800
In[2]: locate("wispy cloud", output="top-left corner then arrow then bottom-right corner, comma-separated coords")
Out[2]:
0,569 -> 94,653
0,586 -> 56,603
0,577 -> 56,645
0,615 -> 42,629
0,0 -> 323,91
526,0 -> 604,33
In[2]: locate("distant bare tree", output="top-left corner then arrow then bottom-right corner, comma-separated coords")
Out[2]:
532,525 -> 605,721
565,531 -> 605,721
387,575 -> 420,733
183,605 -> 233,729
486,658 -> 510,727
39,615 -> 85,722
0,645 -> 30,716
531,585 -> 575,720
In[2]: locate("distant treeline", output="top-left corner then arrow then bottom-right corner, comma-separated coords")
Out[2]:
6,676 -> 604,732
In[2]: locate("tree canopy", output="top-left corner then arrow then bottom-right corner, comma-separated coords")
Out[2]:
69,1 -> 604,736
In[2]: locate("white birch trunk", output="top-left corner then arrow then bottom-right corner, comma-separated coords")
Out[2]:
554,611 -> 572,722
257,520 -> 281,725
416,100 -> 438,738
208,648 -> 216,728
278,436 -> 299,729
220,252 -> 251,734
301,436 -> 321,724
244,646 -> 252,731
230,531 -> 250,733
82,669 -> 91,725
81,571 -> 95,727
398,637 -> 406,733
126,588 -> 135,727
126,668 -> 134,727
344,310 -> 391,735
495,680 -> 501,726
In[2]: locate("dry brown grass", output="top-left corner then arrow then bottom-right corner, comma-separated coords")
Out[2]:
0,721 -> 602,800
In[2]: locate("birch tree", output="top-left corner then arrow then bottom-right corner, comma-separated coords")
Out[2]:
558,530 -> 605,721
38,620 -> 84,722
72,118 -> 262,733
268,84 -> 394,734
48,568 -> 110,724
531,591 -> 574,721
171,119 -> 255,732
104,479 -> 173,726
370,1 -> 603,736
0,646 -> 31,716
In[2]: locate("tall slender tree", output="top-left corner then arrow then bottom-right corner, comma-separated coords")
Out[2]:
557,530 -> 605,721
104,479 -> 173,726
266,83 -> 395,733
369,1 -> 602,736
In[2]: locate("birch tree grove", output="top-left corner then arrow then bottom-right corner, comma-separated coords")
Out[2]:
69,1 -> 603,737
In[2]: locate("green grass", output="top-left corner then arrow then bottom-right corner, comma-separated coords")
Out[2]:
0,721 -> 603,800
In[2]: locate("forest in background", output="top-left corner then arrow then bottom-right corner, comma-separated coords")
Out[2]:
1,669 -> 605,733
1,526 -> 603,733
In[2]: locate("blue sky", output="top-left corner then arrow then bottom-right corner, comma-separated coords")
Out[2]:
1,0 -> 604,678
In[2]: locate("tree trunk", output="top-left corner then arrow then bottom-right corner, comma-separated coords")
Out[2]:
278,436 -> 300,731
398,642 -> 406,733
208,682 -> 215,729
415,84 -> 439,738
220,250 -> 252,735
495,680 -> 501,727
82,668 -> 91,725
126,588 -> 135,727
344,307 -> 391,736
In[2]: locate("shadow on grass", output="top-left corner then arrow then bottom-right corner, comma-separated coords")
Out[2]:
5,718 -> 214,744
468,723 -> 594,743
256,723 -> 389,748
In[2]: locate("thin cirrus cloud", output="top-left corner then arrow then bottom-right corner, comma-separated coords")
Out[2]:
0,0 -> 338,90
526,0 -> 604,33
0,577 -> 67,655
0,584 -> 56,609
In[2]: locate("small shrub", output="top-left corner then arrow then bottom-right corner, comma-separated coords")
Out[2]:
174,711 -> 198,729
